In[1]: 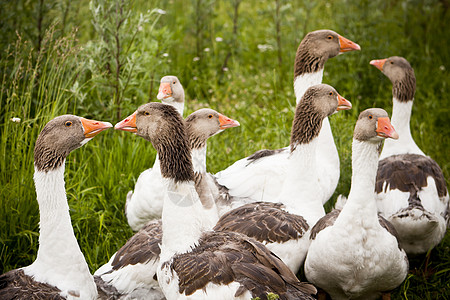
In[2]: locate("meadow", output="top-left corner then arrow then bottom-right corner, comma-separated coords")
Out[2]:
0,0 -> 449,298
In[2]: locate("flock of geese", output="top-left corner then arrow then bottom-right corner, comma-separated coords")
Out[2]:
1,29 -> 448,300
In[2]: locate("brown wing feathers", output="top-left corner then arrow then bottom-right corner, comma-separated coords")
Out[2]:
170,231 -> 316,299
214,202 -> 309,243
0,269 -> 64,300
376,154 -> 447,198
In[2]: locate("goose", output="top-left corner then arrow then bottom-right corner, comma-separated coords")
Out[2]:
0,115 -> 112,299
215,29 -> 360,206
126,75 -> 186,231
304,108 -> 408,300
115,103 -> 317,300
370,56 -> 449,255
214,84 -> 352,273
95,109 -> 240,299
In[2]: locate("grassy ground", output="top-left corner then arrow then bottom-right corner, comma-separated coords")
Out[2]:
1,0 -> 449,299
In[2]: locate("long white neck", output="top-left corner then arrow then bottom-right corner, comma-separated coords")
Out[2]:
192,145 -> 220,227
192,147 -> 207,174
24,165 -> 96,299
277,139 -> 325,225
293,69 -> 324,104
294,69 -> 339,176
338,140 -> 380,224
162,98 -> 184,116
380,98 -> 424,159
159,178 -> 211,262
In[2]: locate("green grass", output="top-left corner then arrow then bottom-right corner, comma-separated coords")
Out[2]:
1,0 -> 449,299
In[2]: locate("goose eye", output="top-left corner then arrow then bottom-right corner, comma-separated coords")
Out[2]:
208,114 -> 213,119
329,92 -> 333,96
144,111 -> 150,116
173,81 -> 176,84
390,61 -> 394,64
327,35 -> 333,40
65,121 -> 72,127
368,114 -> 373,120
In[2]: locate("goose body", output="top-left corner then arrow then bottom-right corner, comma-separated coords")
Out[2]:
214,84 -> 352,273
95,109 -> 239,299
117,103 -> 317,300
0,115 -> 112,300
370,56 -> 449,255
126,76 -> 185,231
304,108 -> 408,300
215,29 -> 360,206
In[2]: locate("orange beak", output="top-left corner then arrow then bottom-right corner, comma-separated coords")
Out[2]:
157,82 -> 173,100
376,117 -> 399,139
338,35 -> 361,52
80,118 -> 112,138
114,111 -> 138,133
218,113 -> 240,130
337,94 -> 352,111
370,59 -> 387,71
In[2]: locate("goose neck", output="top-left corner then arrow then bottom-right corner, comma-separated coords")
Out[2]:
293,69 -> 324,104
24,165 -> 96,299
346,140 -> 379,211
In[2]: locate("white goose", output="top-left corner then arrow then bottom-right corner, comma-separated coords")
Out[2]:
214,84 -> 352,273
370,56 -> 449,255
215,29 -> 360,206
95,109 -> 240,299
116,103 -> 317,300
0,115 -> 112,300
126,75 -> 185,231
304,108 -> 408,300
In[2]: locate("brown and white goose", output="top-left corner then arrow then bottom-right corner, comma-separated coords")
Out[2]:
304,108 -> 408,300
370,56 -> 449,255
215,29 -> 360,206
116,103 -> 317,300
126,75 -> 186,231
214,84 -> 352,273
95,109 -> 239,299
0,115 -> 112,299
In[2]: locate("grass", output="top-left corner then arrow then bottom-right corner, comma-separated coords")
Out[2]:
1,0 -> 449,299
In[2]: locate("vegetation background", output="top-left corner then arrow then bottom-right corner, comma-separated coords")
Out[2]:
0,0 -> 448,298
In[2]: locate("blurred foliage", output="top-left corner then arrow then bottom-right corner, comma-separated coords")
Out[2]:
0,0 -> 449,298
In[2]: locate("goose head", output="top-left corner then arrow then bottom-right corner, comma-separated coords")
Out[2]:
299,29 -> 361,61
354,108 -> 399,143
302,83 -> 352,117
185,108 -> 240,149
115,103 -> 194,182
157,75 -> 185,105
370,56 -> 416,102
34,115 -> 112,172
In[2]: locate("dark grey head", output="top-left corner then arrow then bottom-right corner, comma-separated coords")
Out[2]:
157,75 -> 185,104
294,29 -> 361,77
354,108 -> 399,143
291,84 -> 351,149
34,115 -> 112,172
185,108 -> 240,149
115,102 -> 194,182
370,56 -> 416,102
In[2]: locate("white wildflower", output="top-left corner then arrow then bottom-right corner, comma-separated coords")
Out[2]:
193,76 -> 198,81
215,37 -> 223,42
208,89 -> 213,94
156,9 -> 166,15
11,117 -> 21,123
223,67 -> 229,72
193,57 -> 200,62
162,53 -> 169,57
257,44 -> 273,52
204,48 -> 210,52
439,65 -> 445,71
